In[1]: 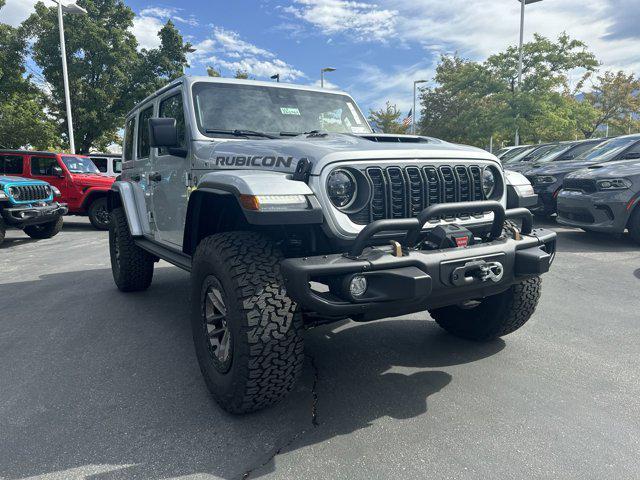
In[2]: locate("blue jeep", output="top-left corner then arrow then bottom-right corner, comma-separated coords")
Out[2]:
0,175 -> 68,245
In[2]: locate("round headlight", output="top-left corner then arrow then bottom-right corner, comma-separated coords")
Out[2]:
482,167 -> 496,199
327,169 -> 357,209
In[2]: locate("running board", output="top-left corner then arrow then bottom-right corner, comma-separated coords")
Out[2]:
134,238 -> 192,272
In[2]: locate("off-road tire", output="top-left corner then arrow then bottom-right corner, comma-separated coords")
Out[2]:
628,207 -> 640,245
23,217 -> 63,239
109,207 -> 154,292
191,231 -> 304,414
0,217 -> 5,246
429,277 -> 542,341
88,197 -> 110,230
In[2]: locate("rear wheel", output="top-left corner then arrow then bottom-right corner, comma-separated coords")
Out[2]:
628,207 -> 640,245
109,207 -> 154,292
429,277 -> 542,341
88,197 -> 110,230
191,231 -> 304,414
24,217 -> 63,239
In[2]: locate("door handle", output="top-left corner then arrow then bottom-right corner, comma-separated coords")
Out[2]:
149,172 -> 162,182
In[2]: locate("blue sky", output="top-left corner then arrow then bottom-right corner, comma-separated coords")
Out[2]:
2,0 -> 640,117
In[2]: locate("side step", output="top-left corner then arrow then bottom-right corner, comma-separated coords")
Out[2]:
135,238 -> 192,272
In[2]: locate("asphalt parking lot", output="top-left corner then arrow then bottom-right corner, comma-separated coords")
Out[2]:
1,218 -> 639,480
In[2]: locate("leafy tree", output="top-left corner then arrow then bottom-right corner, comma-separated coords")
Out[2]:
0,1 -> 57,149
207,66 -> 221,77
234,70 -> 250,79
368,101 -> 409,134
23,0 -> 191,153
580,71 -> 640,138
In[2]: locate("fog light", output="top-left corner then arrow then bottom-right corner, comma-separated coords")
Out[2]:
349,275 -> 367,298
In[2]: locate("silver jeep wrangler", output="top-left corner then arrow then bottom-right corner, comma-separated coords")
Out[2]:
108,76 -> 556,413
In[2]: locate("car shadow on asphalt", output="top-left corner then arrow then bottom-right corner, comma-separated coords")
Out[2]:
0,266 -> 504,480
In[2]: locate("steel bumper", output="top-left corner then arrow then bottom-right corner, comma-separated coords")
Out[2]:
281,202 -> 557,320
2,203 -> 68,227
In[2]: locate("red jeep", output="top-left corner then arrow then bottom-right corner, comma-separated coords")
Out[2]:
0,150 -> 115,229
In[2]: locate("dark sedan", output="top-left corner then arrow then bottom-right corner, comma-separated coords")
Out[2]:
557,158 -> 640,243
524,135 -> 640,216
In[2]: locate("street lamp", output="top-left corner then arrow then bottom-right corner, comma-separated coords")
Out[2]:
514,0 -> 542,146
320,67 -> 336,88
52,0 -> 87,154
412,79 -> 427,134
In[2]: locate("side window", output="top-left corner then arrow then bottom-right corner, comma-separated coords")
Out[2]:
124,117 -> 135,161
0,155 -> 24,174
92,157 -> 108,172
159,93 -> 185,155
30,156 -> 58,176
137,106 -> 153,159
113,158 -> 122,173
622,142 -> 640,159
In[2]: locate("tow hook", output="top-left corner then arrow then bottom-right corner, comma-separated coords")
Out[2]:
451,260 -> 504,286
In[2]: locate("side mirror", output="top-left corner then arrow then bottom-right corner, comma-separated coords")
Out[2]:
621,151 -> 640,160
52,165 -> 65,177
149,117 -> 178,147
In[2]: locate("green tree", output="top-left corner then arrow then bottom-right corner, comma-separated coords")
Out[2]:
24,0 -> 191,153
580,71 -> 640,138
234,70 -> 250,79
419,33 -> 602,146
0,0 -> 57,149
207,66 -> 221,77
368,101 -> 409,134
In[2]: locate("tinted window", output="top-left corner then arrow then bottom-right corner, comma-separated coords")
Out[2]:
30,156 -> 59,176
124,117 -> 135,161
620,141 -> 640,159
0,155 -> 23,174
577,137 -> 640,163
112,158 -> 122,173
137,106 -> 154,159
91,157 -> 108,172
558,141 -> 602,161
159,93 -> 186,155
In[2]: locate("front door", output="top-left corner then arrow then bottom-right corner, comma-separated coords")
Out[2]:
151,89 -> 189,247
28,155 -> 72,201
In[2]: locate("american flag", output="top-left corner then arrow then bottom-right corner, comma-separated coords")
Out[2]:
402,108 -> 413,127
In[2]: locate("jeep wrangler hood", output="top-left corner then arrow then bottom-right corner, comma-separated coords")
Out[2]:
192,133 -> 498,176
0,175 -> 49,186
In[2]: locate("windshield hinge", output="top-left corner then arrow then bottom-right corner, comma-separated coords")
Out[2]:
293,158 -> 312,182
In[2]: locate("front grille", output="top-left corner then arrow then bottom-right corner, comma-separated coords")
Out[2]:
563,178 -> 597,193
349,165 -> 487,225
8,184 -> 51,202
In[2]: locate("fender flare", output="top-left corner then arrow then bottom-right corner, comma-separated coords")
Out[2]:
107,181 -> 146,236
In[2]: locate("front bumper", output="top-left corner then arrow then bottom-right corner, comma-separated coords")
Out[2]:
2,202 -> 68,227
282,201 -> 556,320
556,190 -> 631,233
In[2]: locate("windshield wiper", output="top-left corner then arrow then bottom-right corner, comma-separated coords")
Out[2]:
279,130 -> 323,137
205,129 -> 277,139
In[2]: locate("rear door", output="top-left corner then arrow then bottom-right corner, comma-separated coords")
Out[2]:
151,88 -> 189,247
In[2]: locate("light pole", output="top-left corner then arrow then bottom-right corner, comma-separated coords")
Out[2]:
412,79 -> 427,134
52,0 -> 87,154
320,67 -> 336,88
514,0 -> 542,146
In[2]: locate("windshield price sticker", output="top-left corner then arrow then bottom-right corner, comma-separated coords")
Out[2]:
346,102 -> 363,124
280,107 -> 301,116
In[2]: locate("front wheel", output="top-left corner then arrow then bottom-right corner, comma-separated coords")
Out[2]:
88,197 -> 110,230
429,277 -> 542,341
24,217 -> 63,239
628,207 -> 640,245
191,231 -> 304,414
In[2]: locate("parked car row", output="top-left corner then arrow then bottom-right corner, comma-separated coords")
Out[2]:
497,134 -> 640,244
0,150 -> 115,232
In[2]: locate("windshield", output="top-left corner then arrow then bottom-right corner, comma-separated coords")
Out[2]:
500,146 -> 529,162
503,146 -> 539,164
62,156 -> 100,174
533,144 -> 572,163
575,137 -> 639,162
192,82 -> 371,137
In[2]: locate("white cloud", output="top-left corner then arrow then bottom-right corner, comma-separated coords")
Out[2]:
139,7 -> 199,26
282,0 -> 398,42
191,27 -> 305,81
1,0 -> 38,26
132,14 -> 165,50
